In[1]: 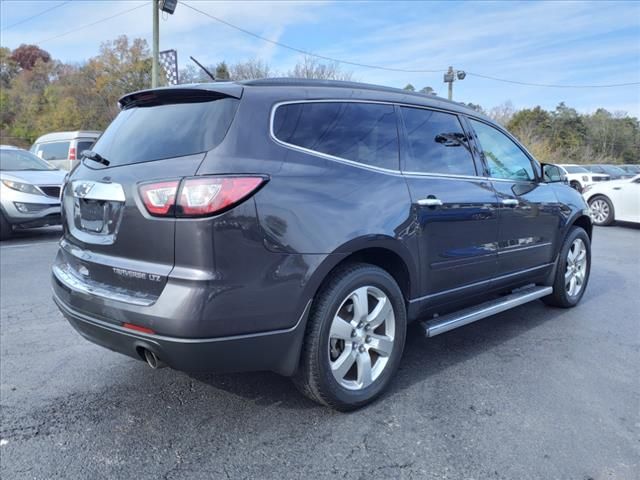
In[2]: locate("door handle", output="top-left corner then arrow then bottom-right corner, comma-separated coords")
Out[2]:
417,197 -> 443,207
501,199 -> 519,207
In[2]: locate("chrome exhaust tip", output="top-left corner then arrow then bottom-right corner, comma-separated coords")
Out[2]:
143,349 -> 166,369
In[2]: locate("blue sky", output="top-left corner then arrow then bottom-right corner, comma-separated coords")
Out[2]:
1,0 -> 639,116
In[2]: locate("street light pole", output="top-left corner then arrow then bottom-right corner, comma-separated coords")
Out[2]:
152,0 -> 159,88
443,66 -> 466,101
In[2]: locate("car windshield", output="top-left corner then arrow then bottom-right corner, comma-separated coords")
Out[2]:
0,149 -> 57,171
602,165 -> 626,175
563,166 -> 589,173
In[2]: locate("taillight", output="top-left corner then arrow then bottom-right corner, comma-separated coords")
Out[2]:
69,147 -> 76,161
139,180 -> 179,216
178,177 -> 265,216
138,176 -> 266,217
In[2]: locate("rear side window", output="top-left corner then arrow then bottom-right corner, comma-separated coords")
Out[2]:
273,102 -> 399,170
401,107 -> 476,176
91,98 -> 238,166
36,141 -> 70,161
76,140 -> 95,154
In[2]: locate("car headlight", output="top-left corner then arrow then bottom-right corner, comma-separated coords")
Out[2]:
1,180 -> 42,196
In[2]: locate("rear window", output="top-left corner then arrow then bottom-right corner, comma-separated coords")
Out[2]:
273,102 -> 399,170
76,140 -> 96,155
563,165 -> 589,174
36,141 -> 70,161
91,98 -> 238,166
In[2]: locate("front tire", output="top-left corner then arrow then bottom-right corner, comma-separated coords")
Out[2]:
589,195 -> 614,226
0,211 -> 13,240
293,263 -> 407,411
543,227 -> 591,308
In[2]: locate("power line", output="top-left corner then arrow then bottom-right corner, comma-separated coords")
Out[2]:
34,2 -> 150,45
181,1 -> 639,89
466,72 -> 640,89
1,1 -> 72,32
180,1 -> 446,74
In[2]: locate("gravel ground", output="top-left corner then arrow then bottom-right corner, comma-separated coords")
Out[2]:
1,225 -> 638,479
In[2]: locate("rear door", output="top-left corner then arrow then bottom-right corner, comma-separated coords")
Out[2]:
60,88 -> 240,301
466,118 -> 560,282
399,106 -> 499,303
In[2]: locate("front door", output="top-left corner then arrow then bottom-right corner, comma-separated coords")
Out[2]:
467,118 -> 560,281
399,106 -> 499,304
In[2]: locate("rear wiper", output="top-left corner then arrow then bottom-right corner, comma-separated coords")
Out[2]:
82,150 -> 110,166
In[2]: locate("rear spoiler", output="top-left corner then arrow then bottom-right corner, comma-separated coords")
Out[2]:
118,84 -> 243,109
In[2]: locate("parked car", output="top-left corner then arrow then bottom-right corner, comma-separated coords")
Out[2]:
0,145 -> 67,239
557,164 -> 610,192
584,164 -> 634,180
31,131 -> 101,171
619,164 -> 640,175
583,174 -> 640,225
52,80 -> 593,410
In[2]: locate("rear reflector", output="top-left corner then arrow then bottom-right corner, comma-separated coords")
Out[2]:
138,176 -> 266,217
69,147 -> 76,161
122,323 -> 155,335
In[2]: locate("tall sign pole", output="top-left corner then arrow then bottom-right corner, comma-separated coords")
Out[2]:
152,0 -> 160,88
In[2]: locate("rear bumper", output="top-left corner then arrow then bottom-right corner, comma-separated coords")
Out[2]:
53,289 -> 310,376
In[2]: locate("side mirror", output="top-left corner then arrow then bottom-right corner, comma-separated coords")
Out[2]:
541,163 -> 566,183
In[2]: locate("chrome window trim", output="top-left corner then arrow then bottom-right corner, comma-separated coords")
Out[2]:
269,99 -> 543,185
497,242 -> 553,255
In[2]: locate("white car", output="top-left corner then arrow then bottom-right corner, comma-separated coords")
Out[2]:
558,164 -> 610,192
583,175 -> 640,226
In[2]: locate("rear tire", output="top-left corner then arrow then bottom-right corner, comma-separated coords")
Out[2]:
293,263 -> 407,411
543,227 -> 591,308
588,195 -> 614,226
0,211 -> 13,240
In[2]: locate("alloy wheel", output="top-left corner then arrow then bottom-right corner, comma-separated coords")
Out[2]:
590,199 -> 610,224
328,286 -> 395,390
565,238 -> 588,297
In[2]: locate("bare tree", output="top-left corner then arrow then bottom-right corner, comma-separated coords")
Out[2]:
488,101 -> 516,126
229,59 -> 272,80
287,55 -> 353,81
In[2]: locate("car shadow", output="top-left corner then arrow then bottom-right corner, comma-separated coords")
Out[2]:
4,226 -> 62,244
185,299 -> 577,412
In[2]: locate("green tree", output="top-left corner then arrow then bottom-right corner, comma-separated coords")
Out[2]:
215,61 -> 231,80
403,83 -> 415,91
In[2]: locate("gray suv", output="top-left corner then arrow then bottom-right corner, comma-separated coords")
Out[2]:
52,80 -> 592,410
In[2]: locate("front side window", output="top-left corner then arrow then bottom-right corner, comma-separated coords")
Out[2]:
469,119 -> 535,181
401,107 -> 476,176
76,140 -> 96,155
36,141 -> 70,161
273,102 -> 399,170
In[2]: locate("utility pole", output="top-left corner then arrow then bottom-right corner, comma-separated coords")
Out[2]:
152,0 -> 160,88
443,66 -> 466,101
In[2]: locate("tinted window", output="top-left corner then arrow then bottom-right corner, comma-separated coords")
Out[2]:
273,102 -> 399,170
563,165 -> 589,174
92,98 -> 238,166
37,142 -> 70,161
76,140 -> 95,154
470,119 -> 535,181
588,165 -> 605,173
401,107 -> 476,175
0,149 -> 57,171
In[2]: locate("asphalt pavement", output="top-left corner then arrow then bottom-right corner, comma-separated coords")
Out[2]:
1,225 -> 638,479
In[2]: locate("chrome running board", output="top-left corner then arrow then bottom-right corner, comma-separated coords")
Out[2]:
421,285 -> 553,337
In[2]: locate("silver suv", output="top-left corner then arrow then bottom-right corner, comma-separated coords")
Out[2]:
0,146 -> 67,239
